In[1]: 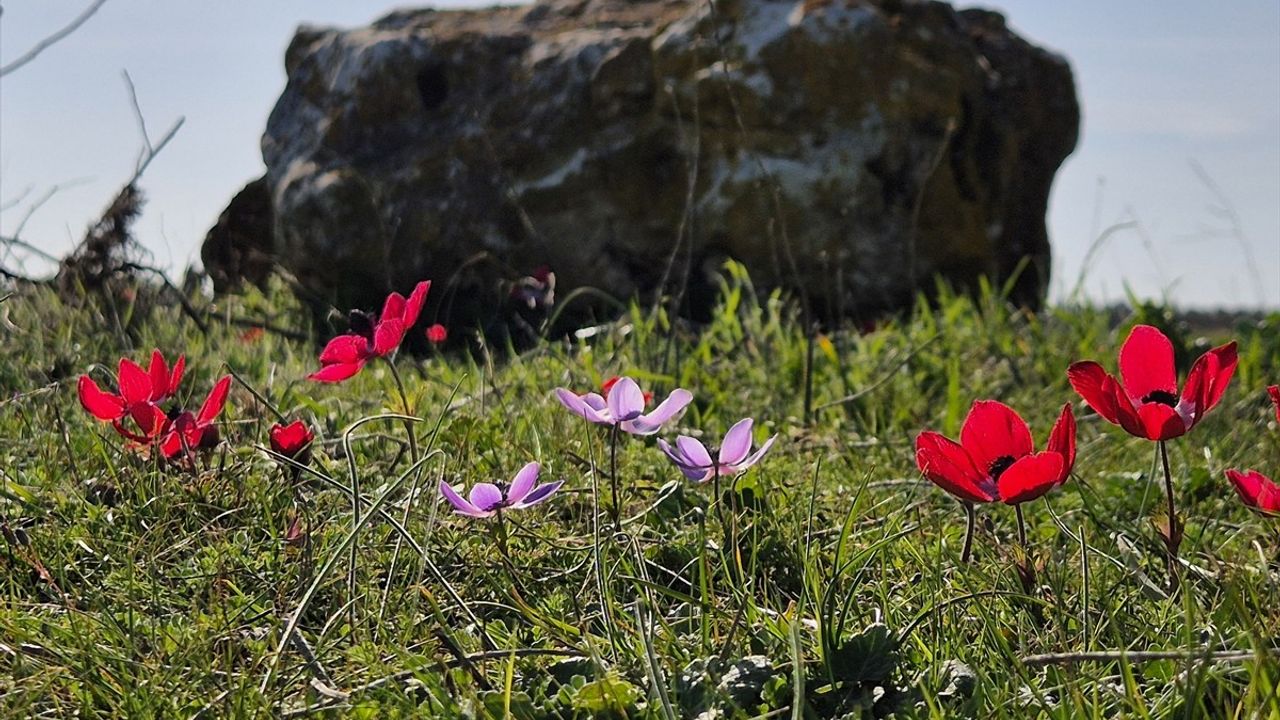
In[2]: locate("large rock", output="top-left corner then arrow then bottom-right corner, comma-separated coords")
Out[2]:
205,0 -> 1078,325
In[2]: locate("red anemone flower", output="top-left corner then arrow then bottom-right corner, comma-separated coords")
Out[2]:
269,420 -> 315,461
916,401 -> 1076,505
1067,325 -> 1237,442
425,323 -> 448,345
1224,469 -> 1280,515
159,376 -> 231,458
310,281 -> 431,383
78,350 -> 185,441
1269,385 -> 1280,424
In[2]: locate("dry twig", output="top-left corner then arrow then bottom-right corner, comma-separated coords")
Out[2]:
0,0 -> 110,77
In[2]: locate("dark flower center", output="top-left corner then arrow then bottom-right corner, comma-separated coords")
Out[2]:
348,310 -> 377,343
198,426 -> 220,449
988,455 -> 1016,480
1141,390 -> 1179,407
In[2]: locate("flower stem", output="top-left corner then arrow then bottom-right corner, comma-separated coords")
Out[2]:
1158,440 -> 1181,591
608,424 -> 621,531
696,509 -> 712,654
494,510 -> 509,555
727,472 -> 744,585
491,511 -> 529,600
710,469 -> 736,584
387,360 -> 419,467
1015,503 -> 1028,550
585,426 -> 616,652
712,469 -> 727,541
962,502 -> 976,564
1014,502 -> 1037,593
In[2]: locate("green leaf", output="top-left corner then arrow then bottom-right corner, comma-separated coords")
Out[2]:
827,623 -> 898,684
572,675 -> 643,716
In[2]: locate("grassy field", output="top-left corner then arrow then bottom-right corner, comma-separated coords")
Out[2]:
0,268 -> 1277,718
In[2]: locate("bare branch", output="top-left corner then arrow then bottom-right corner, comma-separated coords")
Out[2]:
119,70 -> 184,183
225,316 -> 310,343
0,185 -> 36,213
11,178 -> 94,240
119,262 -> 209,334
0,235 -> 60,264
0,0 -> 110,77
131,117 -> 184,184
122,70 -> 153,163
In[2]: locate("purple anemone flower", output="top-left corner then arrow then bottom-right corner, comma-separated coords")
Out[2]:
657,418 -> 777,483
438,462 -> 562,518
555,376 -> 692,436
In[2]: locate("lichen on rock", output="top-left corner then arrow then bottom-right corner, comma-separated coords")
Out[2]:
204,0 -> 1079,328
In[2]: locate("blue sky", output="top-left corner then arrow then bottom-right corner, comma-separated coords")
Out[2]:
2,1 -> 1277,308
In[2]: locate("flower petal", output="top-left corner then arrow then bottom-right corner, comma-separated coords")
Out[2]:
113,415 -> 162,444
270,421 -> 313,457
1136,402 -> 1185,441
197,376 -> 232,425
1178,341 -> 1238,429
469,483 -> 504,512
729,433 -> 776,474
718,418 -> 754,466
627,388 -> 693,435
675,436 -> 713,470
1068,361 -> 1146,437
915,431 -> 993,504
1109,383 -> 1149,438
309,360 -> 365,383
160,413 -> 197,458
658,437 -> 709,481
159,429 -> 185,459
676,464 -> 714,482
1269,385 -> 1280,424
129,403 -> 168,440
996,452 -> 1065,505
318,334 -> 370,365
1225,468 -> 1280,514
147,350 -> 170,402
1044,403 -> 1076,485
78,376 -> 126,420
505,462 -> 540,505
372,318 -> 406,356
1118,325 -> 1177,403
439,479 -> 488,517
959,400 -> 1034,473
380,291 -> 407,325
555,388 -> 609,423
168,355 -> 186,398
117,358 -> 152,407
1067,361 -> 1123,426
656,438 -> 684,464
402,281 -> 431,329
606,377 -> 645,422
511,480 -> 563,509
657,438 -> 691,469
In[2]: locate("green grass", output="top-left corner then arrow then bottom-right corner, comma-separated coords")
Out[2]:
0,268 -> 1277,718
